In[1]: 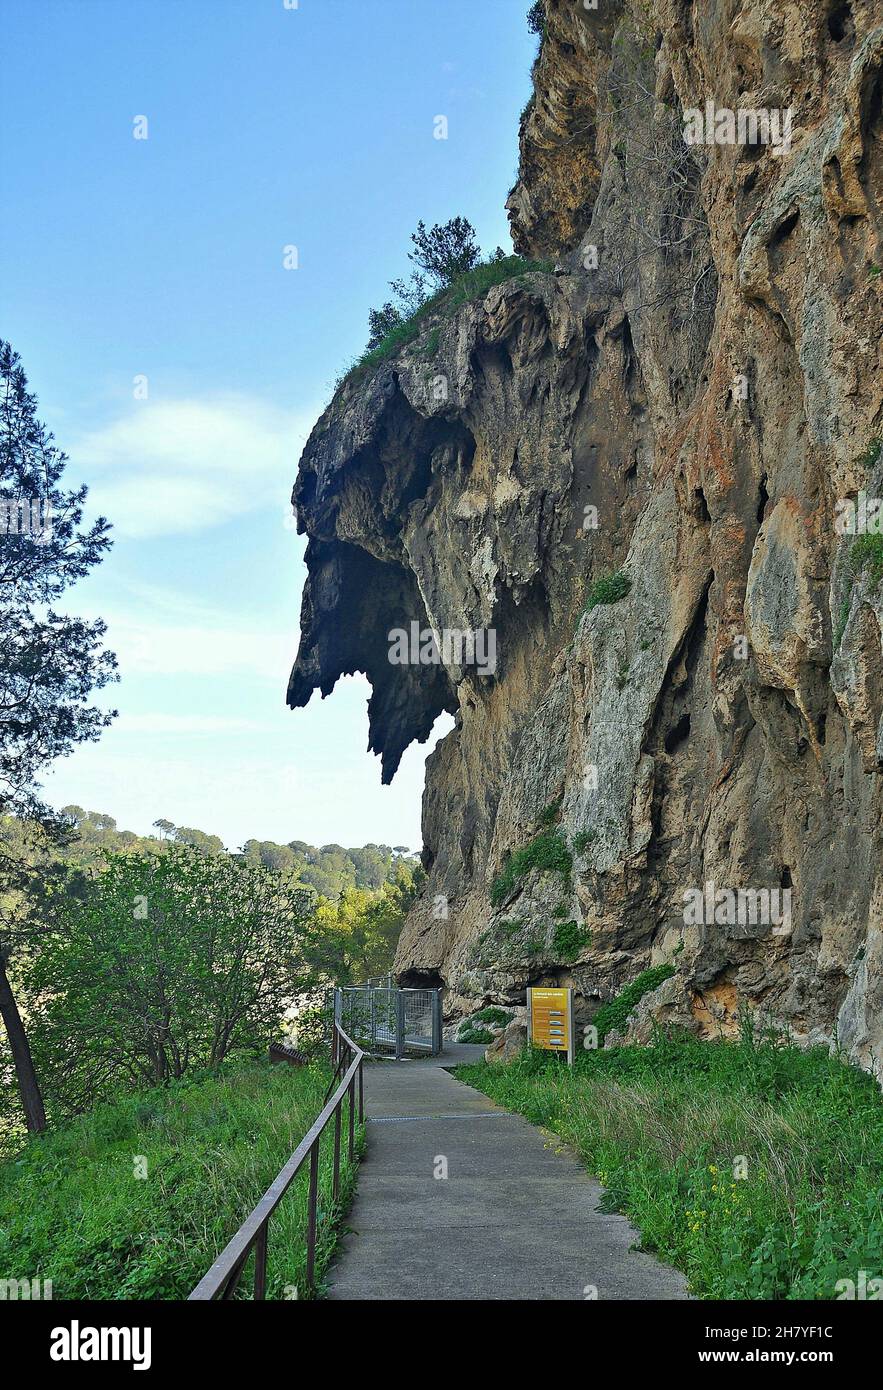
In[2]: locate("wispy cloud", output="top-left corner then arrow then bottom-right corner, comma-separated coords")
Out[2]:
66,578 -> 295,683
114,713 -> 269,736
71,394 -> 315,539
92,608 -> 293,681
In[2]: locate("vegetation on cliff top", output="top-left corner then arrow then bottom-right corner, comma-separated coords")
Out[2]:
341,217 -> 553,385
458,1027 -> 883,1300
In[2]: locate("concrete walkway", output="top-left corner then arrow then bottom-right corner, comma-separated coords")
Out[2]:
326,1048 -> 691,1300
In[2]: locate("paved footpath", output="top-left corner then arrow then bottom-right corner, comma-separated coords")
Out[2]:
326,1046 -> 691,1300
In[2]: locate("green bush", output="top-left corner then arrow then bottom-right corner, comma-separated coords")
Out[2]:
490,831 -> 572,908
21,847 -> 315,1122
347,255 -> 553,382
572,830 -> 595,854
458,1028 -> 495,1045
849,533 -> 883,588
584,571 -> 632,612
457,1032 -> 883,1300
473,1006 -> 512,1026
0,1060 -> 360,1299
593,964 -> 676,1043
551,919 -> 591,961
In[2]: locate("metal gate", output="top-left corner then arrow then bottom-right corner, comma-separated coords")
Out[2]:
334,985 -> 442,1057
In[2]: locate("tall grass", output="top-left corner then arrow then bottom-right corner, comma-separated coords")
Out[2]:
458,1031 -> 883,1299
0,1059 -> 362,1299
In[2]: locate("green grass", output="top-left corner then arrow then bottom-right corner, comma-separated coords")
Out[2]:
593,964 -> 676,1043
0,1059 -> 362,1300
490,830 -> 572,908
551,919 -> 592,961
538,798 -> 562,828
342,255 -> 554,384
457,1030 -> 883,1299
849,533 -> 883,588
584,571 -> 632,612
458,1028 -> 495,1045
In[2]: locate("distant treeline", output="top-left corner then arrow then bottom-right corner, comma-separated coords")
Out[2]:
47,806 -> 420,899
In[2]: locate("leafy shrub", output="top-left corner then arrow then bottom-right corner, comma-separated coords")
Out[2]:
23,847 -> 315,1120
538,799 -> 562,827
849,533 -> 883,588
585,571 -> 632,612
572,830 -> 595,854
527,1 -> 545,35
473,1006 -> 512,1027
366,301 -> 405,351
551,919 -> 591,961
592,964 -> 677,1043
490,831 -> 573,908
458,1028 -> 495,1045
408,216 -> 482,288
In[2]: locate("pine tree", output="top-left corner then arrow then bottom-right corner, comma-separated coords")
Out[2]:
0,340 -> 117,1133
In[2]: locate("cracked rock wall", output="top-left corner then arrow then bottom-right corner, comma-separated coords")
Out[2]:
288,0 -> 883,1078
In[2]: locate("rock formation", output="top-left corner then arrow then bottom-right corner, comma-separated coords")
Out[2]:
289,0 -> 883,1078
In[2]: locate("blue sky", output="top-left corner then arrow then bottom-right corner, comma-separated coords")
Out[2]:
1,0 -> 536,851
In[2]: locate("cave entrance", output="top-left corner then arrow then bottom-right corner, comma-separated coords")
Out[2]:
398,967 -> 444,992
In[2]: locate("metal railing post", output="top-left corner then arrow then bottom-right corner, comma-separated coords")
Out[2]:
348,1076 -> 355,1161
431,988 -> 442,1055
253,1220 -> 268,1300
305,1140 -> 319,1292
189,1019 -> 365,1301
332,1100 -> 341,1204
331,988 -> 341,1066
395,989 -> 405,1059
358,1058 -> 364,1124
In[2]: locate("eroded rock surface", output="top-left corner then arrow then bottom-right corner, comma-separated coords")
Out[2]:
289,0 -> 883,1079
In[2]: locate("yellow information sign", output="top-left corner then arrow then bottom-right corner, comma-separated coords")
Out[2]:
527,986 -> 574,1063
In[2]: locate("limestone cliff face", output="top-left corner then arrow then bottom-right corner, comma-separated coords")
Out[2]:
289,0 -> 883,1078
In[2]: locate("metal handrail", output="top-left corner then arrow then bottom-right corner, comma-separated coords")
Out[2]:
188,1022 -> 365,1300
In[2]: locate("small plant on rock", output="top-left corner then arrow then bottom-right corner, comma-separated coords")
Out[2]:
849,533 -> 883,589
584,571 -> 632,612
551,919 -> 592,961
593,964 -> 676,1044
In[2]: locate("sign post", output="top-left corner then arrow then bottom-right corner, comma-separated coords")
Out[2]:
527,986 -> 574,1064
